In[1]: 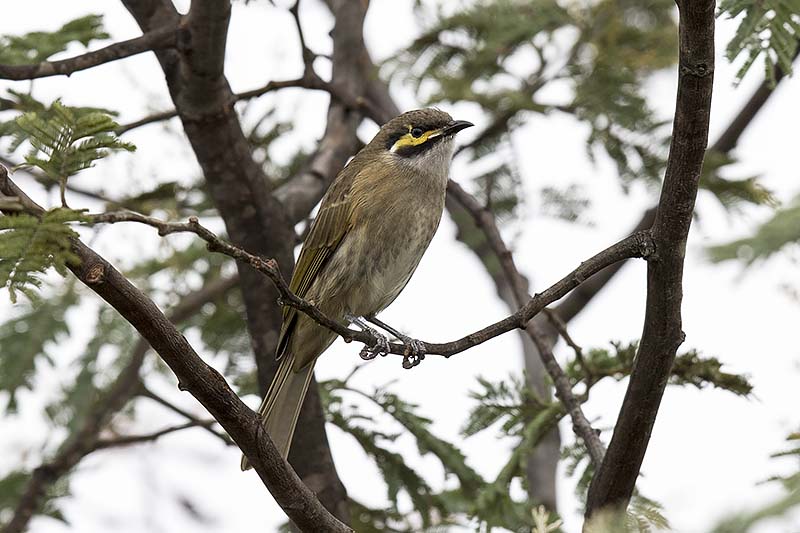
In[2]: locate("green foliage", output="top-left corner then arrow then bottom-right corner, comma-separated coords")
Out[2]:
368,385 -> 484,496
0,14 -> 108,65
323,377 -> 449,529
318,338 -> 750,531
540,185 -> 592,224
670,350 -> 753,396
45,305 -> 135,434
711,430 -> 800,532
583,495 -> 669,533
15,100 -> 134,183
473,401 -> 564,531
719,0 -> 800,84
700,151 -> 778,210
462,373 -> 549,438
0,90 -> 119,156
0,469 -> 69,527
321,372 -> 564,532
393,0 -> 678,194
0,208 -> 86,302
0,286 -> 77,410
567,341 -> 753,397
707,196 -> 800,265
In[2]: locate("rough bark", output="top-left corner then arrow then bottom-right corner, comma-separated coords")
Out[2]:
0,169 -> 352,533
119,0 -> 349,522
585,0 -> 716,517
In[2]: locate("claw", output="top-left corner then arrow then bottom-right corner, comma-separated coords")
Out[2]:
346,313 -> 391,360
363,315 -> 427,369
359,334 -> 391,360
401,338 -> 426,369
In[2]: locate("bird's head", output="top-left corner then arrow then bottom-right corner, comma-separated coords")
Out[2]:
368,108 -> 473,174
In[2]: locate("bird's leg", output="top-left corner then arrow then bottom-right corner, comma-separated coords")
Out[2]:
344,313 -> 391,360
366,315 -> 426,369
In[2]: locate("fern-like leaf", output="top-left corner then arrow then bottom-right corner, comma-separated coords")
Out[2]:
0,14 -> 108,65
707,196 -> 800,265
719,0 -> 800,84
15,101 -> 135,184
0,208 -> 86,302
0,286 -> 77,410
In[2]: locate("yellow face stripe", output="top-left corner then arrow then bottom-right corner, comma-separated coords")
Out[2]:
390,125 -> 442,153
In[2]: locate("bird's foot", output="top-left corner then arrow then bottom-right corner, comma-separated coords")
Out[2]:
398,336 -> 426,369
345,313 -> 392,360
363,315 -> 426,369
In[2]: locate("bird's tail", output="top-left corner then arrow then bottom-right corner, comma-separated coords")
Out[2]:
240,353 -> 315,471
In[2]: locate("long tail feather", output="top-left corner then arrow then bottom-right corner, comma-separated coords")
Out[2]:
240,354 -> 315,471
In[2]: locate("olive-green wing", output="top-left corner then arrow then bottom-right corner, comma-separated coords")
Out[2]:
276,166 -> 359,358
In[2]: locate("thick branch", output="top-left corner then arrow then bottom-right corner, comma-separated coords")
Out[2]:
0,25 -> 177,80
0,239 -> 237,533
0,168 -> 352,533
585,0 -> 715,517
121,0 -> 298,426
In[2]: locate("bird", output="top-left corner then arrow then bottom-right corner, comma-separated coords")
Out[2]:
241,108 -> 473,470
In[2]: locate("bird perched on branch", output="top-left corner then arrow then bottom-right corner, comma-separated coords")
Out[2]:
241,108 -> 472,469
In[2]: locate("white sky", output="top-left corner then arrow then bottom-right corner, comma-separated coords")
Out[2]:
1,1 -> 800,532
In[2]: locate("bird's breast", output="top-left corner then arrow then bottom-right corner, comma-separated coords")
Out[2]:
340,176 -> 446,315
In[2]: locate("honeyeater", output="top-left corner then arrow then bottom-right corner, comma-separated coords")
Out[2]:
241,108 -> 472,469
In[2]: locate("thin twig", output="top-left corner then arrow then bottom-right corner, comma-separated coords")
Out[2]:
289,0 -> 316,74
91,420 -> 218,451
140,385 -> 233,446
0,25 -> 177,80
115,73 -> 380,135
544,309 -> 584,362
86,209 -> 654,362
446,180 -> 607,466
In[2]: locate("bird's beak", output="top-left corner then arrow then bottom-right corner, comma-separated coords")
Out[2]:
439,119 -> 474,137
428,119 -> 473,140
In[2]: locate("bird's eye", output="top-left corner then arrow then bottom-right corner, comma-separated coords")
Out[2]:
410,127 -> 424,138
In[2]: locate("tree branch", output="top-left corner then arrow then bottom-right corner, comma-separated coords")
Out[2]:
120,0 -> 299,451
0,243 -> 238,533
446,180 -> 606,466
115,72 -> 379,135
1,340 -> 146,533
553,44 -> 800,325
85,207 -> 654,362
140,384 -> 234,446
91,420 -> 219,451
0,167 -> 352,533
585,0 -> 716,517
0,25 -> 177,81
